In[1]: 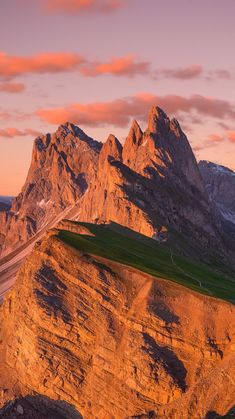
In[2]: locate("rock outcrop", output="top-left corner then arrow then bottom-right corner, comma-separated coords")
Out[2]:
0,225 -> 234,419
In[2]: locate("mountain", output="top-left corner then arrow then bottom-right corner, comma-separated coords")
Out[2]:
199,161 -> 235,244
0,123 -> 101,256
0,196 -> 13,212
0,107 -> 235,419
199,161 -> 235,225
0,196 -> 13,205
0,107 -> 231,268
0,221 -> 234,418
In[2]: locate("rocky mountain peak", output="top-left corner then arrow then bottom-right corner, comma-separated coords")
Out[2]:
122,119 -> 143,166
56,122 -> 81,140
147,105 -> 169,133
129,119 -> 143,143
54,122 -> 102,151
100,134 -> 123,164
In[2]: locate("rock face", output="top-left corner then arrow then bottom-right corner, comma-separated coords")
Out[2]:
0,123 -> 101,256
77,106 -> 226,262
199,161 -> 235,238
0,226 -> 234,419
0,107 -> 231,265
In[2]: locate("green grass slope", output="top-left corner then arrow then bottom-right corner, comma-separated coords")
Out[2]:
57,222 -> 235,304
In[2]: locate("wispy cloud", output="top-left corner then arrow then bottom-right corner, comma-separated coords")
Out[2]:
0,51 -> 232,82
0,52 -> 85,78
0,82 -> 26,93
193,130 -> 235,152
80,55 -> 150,77
154,65 -> 203,80
40,0 -> 124,14
36,93 -> 235,127
206,69 -> 232,81
227,131 -> 235,143
0,128 -> 41,138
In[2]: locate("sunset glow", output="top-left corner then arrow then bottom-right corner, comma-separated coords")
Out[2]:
1,0 -> 235,195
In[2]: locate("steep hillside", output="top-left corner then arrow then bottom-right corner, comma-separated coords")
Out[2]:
0,221 -> 234,419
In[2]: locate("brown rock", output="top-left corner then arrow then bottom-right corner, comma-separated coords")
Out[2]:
0,226 -> 234,418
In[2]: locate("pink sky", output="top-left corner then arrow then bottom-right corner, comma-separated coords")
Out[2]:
0,0 -> 235,195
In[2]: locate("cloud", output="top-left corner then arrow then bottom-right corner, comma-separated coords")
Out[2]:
0,51 -> 149,80
41,0 -> 123,13
217,121 -> 230,130
156,65 -> 203,80
154,65 -> 233,81
0,51 -> 232,83
207,69 -> 232,80
193,130 -> 235,152
0,52 -> 85,78
0,82 -> 25,93
227,131 -> 235,143
36,93 -> 235,128
192,134 -> 224,153
80,55 -> 150,77
0,128 -> 41,138
207,133 -> 224,143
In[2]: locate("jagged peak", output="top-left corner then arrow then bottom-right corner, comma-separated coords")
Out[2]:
129,119 -> 143,143
130,119 -> 143,134
57,121 -> 88,139
53,122 -> 102,151
147,105 -> 170,133
124,119 -> 143,150
100,134 -> 123,162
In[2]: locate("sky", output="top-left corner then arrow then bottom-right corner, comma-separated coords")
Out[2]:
0,0 -> 235,195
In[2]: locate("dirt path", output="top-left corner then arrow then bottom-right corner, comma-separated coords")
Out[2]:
170,249 -> 212,295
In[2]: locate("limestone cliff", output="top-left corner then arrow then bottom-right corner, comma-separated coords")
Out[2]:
0,224 -> 234,419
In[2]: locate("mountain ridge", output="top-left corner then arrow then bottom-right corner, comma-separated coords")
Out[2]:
0,106 -> 230,262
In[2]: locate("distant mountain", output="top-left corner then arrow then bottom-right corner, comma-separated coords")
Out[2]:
199,160 -> 235,226
199,160 -> 235,245
0,196 -> 14,212
0,196 -> 14,205
0,106 -> 231,268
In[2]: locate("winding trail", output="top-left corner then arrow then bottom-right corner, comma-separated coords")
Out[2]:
170,249 -> 212,296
